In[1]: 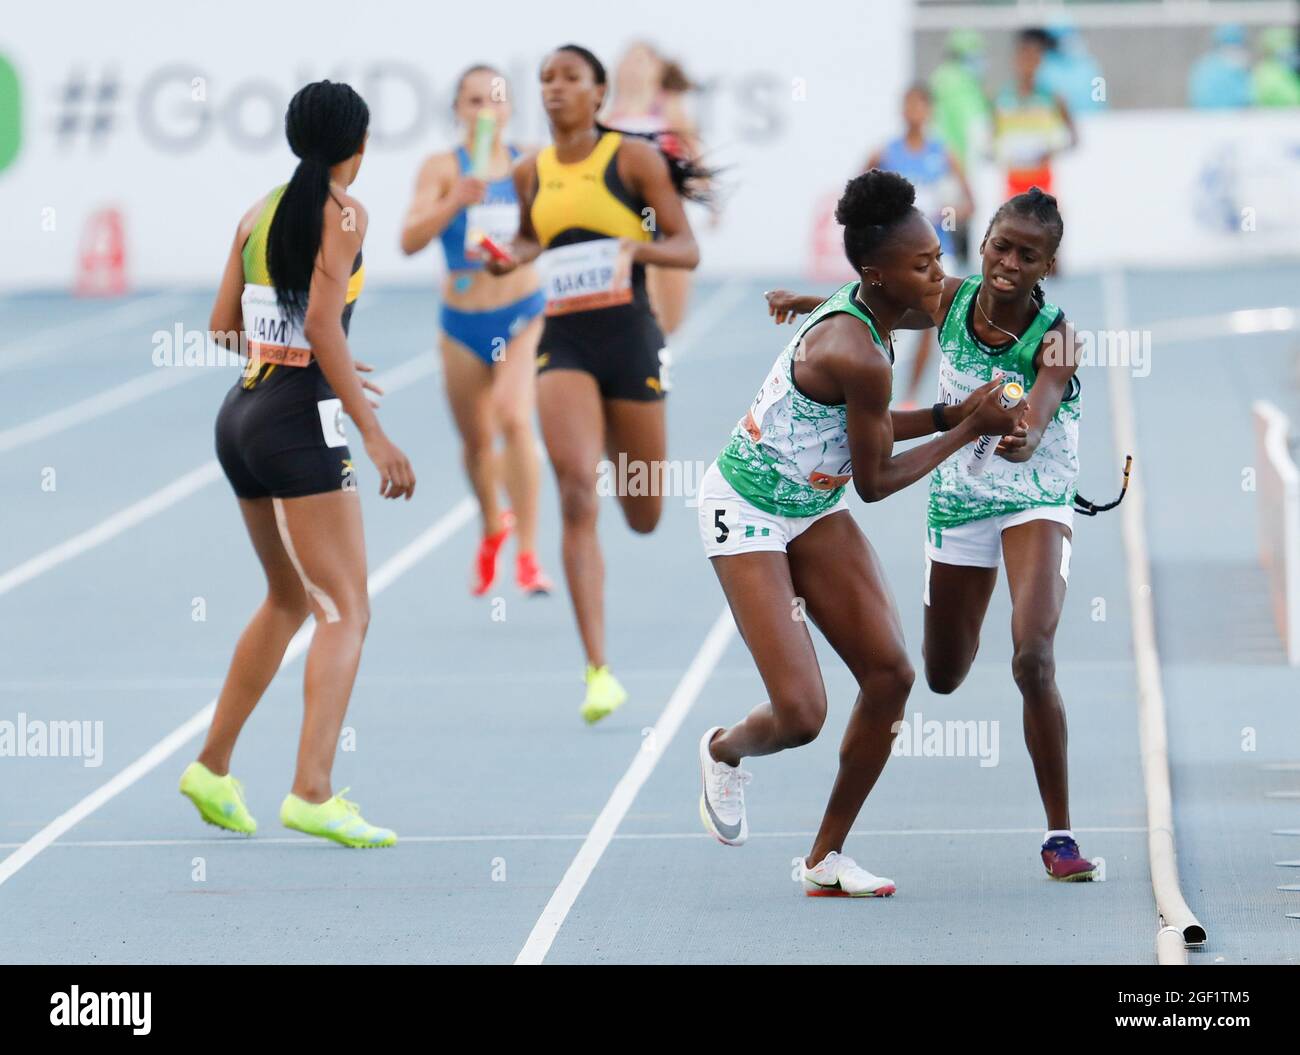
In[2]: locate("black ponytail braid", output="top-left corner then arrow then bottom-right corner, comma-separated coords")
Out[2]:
266,80 -> 369,326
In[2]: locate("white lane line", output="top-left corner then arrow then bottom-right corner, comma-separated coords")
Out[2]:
514,606 -> 736,966
0,496 -> 476,889
0,657 -> 1140,693
0,826 -> 1150,851
1104,269 -> 1205,961
0,294 -> 190,375
0,461 -> 225,597
0,367 -> 214,454
0,352 -> 438,598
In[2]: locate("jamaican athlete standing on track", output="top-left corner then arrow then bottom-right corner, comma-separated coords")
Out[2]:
182,81 -> 414,849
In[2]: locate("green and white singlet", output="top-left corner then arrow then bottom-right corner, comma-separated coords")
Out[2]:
716,282 -> 886,518
928,275 -> 1080,531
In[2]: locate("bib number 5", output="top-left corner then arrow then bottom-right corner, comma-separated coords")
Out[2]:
703,501 -> 741,555
714,507 -> 730,544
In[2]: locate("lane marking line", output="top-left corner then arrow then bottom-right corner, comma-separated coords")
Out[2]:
0,354 -> 437,598
0,294 -> 190,375
1103,268 -> 1206,960
0,826 -> 1150,851
0,496 -> 475,889
0,367 -> 213,454
514,606 -> 736,966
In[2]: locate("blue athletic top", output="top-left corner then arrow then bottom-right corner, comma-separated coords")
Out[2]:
439,144 -> 522,272
877,135 -> 957,256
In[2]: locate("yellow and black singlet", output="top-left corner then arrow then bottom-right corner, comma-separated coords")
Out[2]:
239,184 -> 365,389
529,131 -> 671,402
530,131 -> 654,316
531,131 -> 652,249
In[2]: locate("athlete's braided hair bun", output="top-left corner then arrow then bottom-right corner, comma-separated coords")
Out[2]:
837,169 -> 919,270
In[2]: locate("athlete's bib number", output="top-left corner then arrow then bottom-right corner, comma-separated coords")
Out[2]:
742,356 -> 792,441
938,360 -> 1024,410
464,202 -> 519,262
241,283 -> 311,367
538,239 -> 632,316
316,398 -> 348,449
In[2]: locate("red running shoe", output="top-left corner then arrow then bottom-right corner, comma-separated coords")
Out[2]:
1041,835 -> 1098,881
515,551 -> 553,596
470,512 -> 514,597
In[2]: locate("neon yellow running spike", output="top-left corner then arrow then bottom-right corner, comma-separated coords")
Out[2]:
580,664 -> 628,724
279,788 -> 397,848
178,760 -> 257,835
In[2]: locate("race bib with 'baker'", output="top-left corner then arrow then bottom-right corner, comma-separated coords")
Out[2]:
241,284 -> 311,367
538,239 -> 632,316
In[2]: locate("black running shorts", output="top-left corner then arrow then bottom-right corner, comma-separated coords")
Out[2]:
214,362 -> 354,500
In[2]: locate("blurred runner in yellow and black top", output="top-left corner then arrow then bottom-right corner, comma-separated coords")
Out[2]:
528,124 -> 664,400
186,80 -> 414,851
488,43 -> 709,723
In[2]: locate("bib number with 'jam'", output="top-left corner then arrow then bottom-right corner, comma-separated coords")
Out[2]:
538,239 -> 632,316
241,284 -> 311,367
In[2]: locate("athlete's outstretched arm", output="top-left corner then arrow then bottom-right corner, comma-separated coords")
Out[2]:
841,347 -> 1018,502
890,395 -> 1030,444
485,156 -> 543,275
764,289 -> 825,324
999,317 -> 1079,463
770,276 -> 963,332
618,139 -> 699,270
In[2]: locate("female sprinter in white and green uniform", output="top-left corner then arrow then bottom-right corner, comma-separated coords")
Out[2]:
695,171 -> 1021,897
767,187 -> 1098,882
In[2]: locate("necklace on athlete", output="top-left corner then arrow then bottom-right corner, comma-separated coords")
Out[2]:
976,291 -> 1024,345
853,288 -> 895,358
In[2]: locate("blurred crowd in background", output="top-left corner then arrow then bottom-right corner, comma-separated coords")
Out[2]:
1188,24 -> 1300,109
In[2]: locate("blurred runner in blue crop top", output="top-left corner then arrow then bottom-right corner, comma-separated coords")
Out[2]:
865,84 -> 973,408
401,64 -> 552,598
